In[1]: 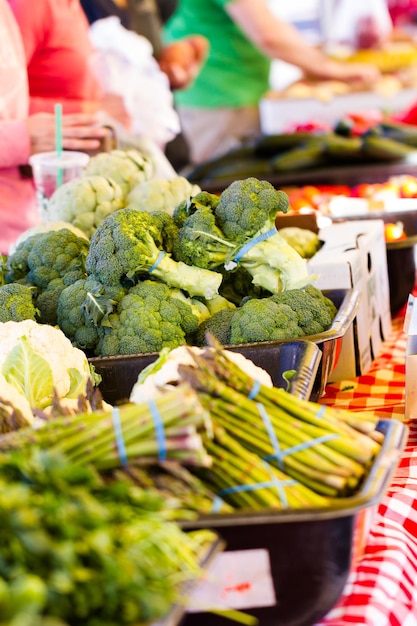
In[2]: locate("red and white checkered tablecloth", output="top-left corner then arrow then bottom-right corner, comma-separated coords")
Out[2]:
316,315 -> 417,626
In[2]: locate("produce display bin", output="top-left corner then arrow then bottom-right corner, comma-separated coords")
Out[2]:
90,339 -> 321,405
90,289 -> 358,404
179,418 -> 408,626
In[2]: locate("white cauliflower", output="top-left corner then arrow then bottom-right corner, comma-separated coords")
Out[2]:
130,345 -> 272,405
0,320 -> 96,411
0,372 -> 34,427
127,177 -> 201,216
83,149 -> 154,198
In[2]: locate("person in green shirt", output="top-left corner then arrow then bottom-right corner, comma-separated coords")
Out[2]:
164,0 -> 381,164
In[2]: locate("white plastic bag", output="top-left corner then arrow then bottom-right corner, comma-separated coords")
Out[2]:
89,16 -> 181,148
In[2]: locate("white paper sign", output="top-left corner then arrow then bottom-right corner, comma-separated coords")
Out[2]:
187,549 -> 276,612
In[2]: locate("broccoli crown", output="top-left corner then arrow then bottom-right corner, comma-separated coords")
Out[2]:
215,177 -> 290,243
172,205 -> 232,270
271,285 -> 336,335
57,276 -> 126,351
83,149 -> 154,198
229,298 -> 304,344
5,233 -> 44,284
193,308 -> 236,347
173,191 -> 221,228
0,283 -> 38,323
26,229 -> 89,290
95,280 -> 198,356
218,266 -> 269,305
86,208 -> 177,286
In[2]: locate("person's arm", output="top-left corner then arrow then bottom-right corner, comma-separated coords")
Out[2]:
226,0 -> 381,84
0,120 -> 31,168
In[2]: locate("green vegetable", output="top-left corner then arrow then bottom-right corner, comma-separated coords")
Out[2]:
95,280 -> 203,356
83,148 -> 154,197
214,176 -> 289,242
173,190 -> 221,228
0,446 -> 215,625
127,176 -> 201,215
86,208 -> 222,300
193,307 -> 236,347
0,320 -> 97,411
8,220 -> 89,255
278,227 -> 321,259
230,299 -> 304,344
5,228 -> 89,325
44,176 -> 125,238
271,285 -> 337,336
0,284 -> 38,322
57,276 -> 127,352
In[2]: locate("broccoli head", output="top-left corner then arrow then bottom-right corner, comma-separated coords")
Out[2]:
229,298 -> 304,344
4,233 -> 44,284
44,176 -> 125,238
83,148 -> 154,198
172,205 -> 234,270
95,280 -> 201,356
271,285 -> 336,336
0,284 -> 38,322
86,208 -> 222,300
57,276 -> 127,351
193,308 -> 236,347
215,177 -> 290,242
173,191 -> 221,228
5,229 -> 89,325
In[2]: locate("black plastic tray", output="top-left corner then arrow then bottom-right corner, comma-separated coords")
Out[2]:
89,289 -> 358,404
179,418 -> 408,626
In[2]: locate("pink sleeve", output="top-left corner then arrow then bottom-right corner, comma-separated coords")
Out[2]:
8,0 -> 51,63
0,120 -> 30,168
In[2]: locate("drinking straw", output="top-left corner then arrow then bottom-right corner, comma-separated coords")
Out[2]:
55,103 -> 63,187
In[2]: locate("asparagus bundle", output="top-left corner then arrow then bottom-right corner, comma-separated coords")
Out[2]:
175,338 -> 383,499
0,385 -> 212,471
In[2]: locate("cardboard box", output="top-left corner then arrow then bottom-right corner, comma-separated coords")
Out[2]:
308,219 -> 392,380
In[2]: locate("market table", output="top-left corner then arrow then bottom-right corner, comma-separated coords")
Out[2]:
316,310 -> 417,625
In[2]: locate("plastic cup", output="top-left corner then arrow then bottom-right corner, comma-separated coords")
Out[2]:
29,150 -> 90,217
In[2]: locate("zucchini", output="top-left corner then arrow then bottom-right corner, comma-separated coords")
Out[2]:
323,134 -> 364,160
253,132 -> 319,157
270,141 -> 327,172
376,120 -> 417,147
201,158 -> 273,184
361,135 -> 416,161
186,144 -> 257,183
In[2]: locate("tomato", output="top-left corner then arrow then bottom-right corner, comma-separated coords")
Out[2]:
384,222 -> 407,242
399,176 -> 417,198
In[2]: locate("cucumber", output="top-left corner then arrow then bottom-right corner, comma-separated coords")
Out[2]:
323,134 -> 364,160
377,120 -> 417,147
202,158 -> 273,183
186,144 -> 257,183
361,135 -> 416,161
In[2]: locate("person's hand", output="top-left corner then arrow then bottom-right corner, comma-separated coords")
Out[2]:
331,61 -> 382,86
158,35 -> 209,90
27,112 -> 108,154
99,93 -> 132,130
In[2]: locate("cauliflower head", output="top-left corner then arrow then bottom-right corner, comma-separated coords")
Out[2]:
0,320 -> 96,410
44,176 -> 125,238
83,149 -> 154,198
126,177 -> 201,216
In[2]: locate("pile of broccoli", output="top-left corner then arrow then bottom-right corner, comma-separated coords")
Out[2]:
2,176 -> 335,358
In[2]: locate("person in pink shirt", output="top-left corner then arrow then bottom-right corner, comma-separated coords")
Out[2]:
8,0 -> 130,127
0,0 -> 107,254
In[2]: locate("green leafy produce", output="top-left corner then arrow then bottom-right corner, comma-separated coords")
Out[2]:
95,280 -> 203,356
44,176 -> 125,238
173,190 -> 221,228
86,208 -> 222,300
8,220 -> 89,255
5,228 -> 89,325
278,226 -> 321,259
83,148 -> 154,197
0,447 -> 215,625
0,283 -> 38,322
193,307 -> 236,347
271,284 -> 337,335
0,320 -> 96,412
127,176 -> 201,215
230,299 -> 304,344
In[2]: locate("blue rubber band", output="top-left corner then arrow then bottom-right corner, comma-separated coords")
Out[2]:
248,379 -> 261,400
233,227 -> 277,263
211,496 -> 225,513
112,406 -> 128,466
148,250 -> 166,274
264,433 -> 339,464
148,398 -> 167,461
257,403 -> 284,470
316,405 -> 327,418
